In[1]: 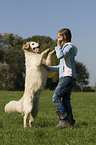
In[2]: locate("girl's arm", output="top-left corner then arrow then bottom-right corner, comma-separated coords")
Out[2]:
55,45 -> 72,59
42,64 -> 59,72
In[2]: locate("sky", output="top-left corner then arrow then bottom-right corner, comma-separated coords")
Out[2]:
0,0 -> 96,86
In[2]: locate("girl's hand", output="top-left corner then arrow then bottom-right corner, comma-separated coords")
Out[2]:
57,36 -> 63,46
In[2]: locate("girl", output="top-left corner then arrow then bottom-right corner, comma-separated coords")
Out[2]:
49,28 -> 77,128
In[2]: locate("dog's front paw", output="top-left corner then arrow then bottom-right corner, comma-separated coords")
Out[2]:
41,48 -> 50,55
48,49 -> 55,56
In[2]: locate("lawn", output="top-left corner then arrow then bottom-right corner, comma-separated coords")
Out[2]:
0,90 -> 96,145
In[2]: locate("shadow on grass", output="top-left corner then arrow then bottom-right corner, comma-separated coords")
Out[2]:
33,120 -> 56,128
35,119 -> 93,129
74,121 -> 89,128
30,120 -> 90,129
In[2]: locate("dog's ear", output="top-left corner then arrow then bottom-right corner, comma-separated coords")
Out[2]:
23,43 -> 30,50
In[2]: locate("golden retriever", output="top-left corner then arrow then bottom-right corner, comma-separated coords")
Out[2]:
5,41 -> 54,127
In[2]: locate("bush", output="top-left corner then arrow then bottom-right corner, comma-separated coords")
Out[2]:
83,86 -> 95,92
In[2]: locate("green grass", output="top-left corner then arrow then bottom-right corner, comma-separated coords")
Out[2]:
0,90 -> 96,145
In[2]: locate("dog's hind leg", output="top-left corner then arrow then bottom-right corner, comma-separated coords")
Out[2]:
24,114 -> 28,128
29,96 -> 40,127
24,108 -> 33,128
23,96 -> 33,128
29,114 -> 34,127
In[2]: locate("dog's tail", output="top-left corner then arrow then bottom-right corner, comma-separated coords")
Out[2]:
5,98 -> 23,114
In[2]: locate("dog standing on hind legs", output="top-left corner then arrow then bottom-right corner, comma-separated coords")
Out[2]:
5,41 -> 55,128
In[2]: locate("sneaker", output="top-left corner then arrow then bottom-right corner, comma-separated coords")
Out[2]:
57,120 -> 70,128
67,115 -> 75,126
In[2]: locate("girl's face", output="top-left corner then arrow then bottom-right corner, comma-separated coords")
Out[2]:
58,33 -> 67,45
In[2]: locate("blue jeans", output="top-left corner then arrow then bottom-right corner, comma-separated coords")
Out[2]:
53,77 -> 75,116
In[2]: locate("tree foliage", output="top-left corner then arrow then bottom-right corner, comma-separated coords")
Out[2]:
0,62 -> 15,90
75,61 -> 89,86
0,33 -> 24,90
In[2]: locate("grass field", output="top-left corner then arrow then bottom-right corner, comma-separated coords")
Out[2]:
0,90 -> 96,145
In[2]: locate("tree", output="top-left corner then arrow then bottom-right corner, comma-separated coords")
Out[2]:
75,61 -> 89,92
0,62 -> 15,90
0,33 -> 25,90
1,33 -> 23,48
4,48 -> 25,90
0,48 -> 4,62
